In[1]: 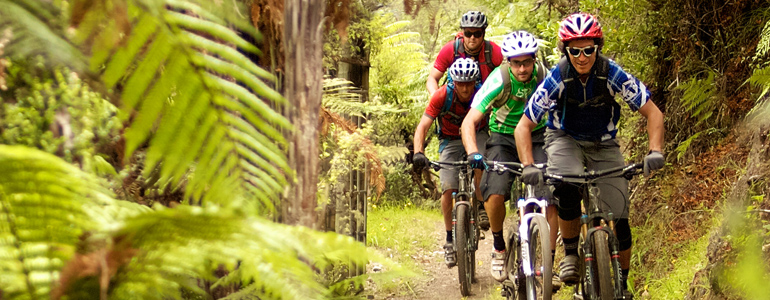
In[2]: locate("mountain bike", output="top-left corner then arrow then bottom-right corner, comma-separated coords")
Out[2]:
430,160 -> 480,296
545,163 -> 642,300
487,161 -> 552,300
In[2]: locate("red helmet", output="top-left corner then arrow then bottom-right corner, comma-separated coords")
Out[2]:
558,13 -> 603,42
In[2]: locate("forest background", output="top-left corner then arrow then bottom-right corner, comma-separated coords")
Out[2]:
0,0 -> 769,299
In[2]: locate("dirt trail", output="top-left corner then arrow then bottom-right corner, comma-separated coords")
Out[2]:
388,220 -> 504,300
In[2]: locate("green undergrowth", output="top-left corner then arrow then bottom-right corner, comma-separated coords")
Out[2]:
638,229 -> 711,299
631,193 -> 718,299
366,205 -> 442,292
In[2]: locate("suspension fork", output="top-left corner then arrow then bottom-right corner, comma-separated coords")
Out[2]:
608,213 -> 625,299
581,215 -> 599,300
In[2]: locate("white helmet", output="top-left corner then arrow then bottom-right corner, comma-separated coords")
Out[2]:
460,11 -> 488,29
501,31 -> 539,58
448,58 -> 479,82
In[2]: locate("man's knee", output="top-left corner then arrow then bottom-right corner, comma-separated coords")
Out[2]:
554,183 -> 582,220
616,218 -> 632,251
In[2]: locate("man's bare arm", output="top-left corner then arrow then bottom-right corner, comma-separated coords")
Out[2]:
427,67 -> 445,96
413,115 -> 434,153
461,108 -> 485,154
638,101 -> 664,153
514,116 -> 538,166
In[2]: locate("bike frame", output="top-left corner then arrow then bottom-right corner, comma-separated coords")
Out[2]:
452,163 -> 478,254
488,161 -> 550,300
546,164 -> 642,300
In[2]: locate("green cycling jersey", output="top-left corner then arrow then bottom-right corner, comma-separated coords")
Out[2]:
470,65 -> 546,135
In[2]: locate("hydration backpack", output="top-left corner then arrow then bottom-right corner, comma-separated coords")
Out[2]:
490,59 -> 548,108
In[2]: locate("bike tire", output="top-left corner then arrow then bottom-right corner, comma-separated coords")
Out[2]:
456,203 -> 473,296
593,230 -> 613,300
527,215 -> 552,300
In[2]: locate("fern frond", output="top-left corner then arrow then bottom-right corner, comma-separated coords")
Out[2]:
675,70 -> 719,125
0,145 -> 130,299
383,20 -> 411,34
97,206 -> 382,300
322,78 -> 408,117
382,32 -> 422,46
748,66 -> 770,100
0,0 -> 87,71
71,0 -> 292,208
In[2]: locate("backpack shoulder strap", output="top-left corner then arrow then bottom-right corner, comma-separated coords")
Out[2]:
535,60 -> 547,85
593,55 -> 615,105
558,56 -> 572,83
489,63 -> 511,108
454,38 -> 464,60
483,41 -> 494,70
435,84 -> 455,137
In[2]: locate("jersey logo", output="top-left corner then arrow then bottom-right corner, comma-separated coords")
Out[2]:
515,88 -> 532,98
621,79 -> 639,100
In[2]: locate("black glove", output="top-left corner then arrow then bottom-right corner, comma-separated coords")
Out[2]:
467,152 -> 486,170
643,150 -> 664,176
521,165 -> 543,186
413,152 -> 429,171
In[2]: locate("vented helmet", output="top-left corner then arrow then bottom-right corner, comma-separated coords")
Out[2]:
448,58 -> 480,82
558,13 -> 603,42
461,11 -> 488,29
501,31 -> 539,58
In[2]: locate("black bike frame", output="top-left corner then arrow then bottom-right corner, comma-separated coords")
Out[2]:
546,163 -> 642,300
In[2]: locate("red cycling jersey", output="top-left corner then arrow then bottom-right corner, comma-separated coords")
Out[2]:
424,85 -> 485,138
433,39 -> 503,82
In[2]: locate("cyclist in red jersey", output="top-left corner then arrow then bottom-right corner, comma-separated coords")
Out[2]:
427,11 -> 503,96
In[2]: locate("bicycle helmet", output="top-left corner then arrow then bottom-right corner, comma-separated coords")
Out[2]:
460,11 -> 488,29
558,13 -> 603,42
448,58 -> 479,82
501,30 -> 539,58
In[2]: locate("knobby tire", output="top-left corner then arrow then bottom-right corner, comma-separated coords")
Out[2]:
456,203 -> 473,296
593,230 -> 613,300
527,215 -> 552,300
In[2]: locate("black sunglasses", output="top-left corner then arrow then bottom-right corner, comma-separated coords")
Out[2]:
565,45 -> 598,57
463,30 -> 484,38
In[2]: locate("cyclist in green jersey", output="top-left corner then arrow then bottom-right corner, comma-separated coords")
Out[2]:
460,31 -> 560,288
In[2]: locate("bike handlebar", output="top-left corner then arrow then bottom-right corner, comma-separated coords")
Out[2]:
485,161 -> 643,181
429,160 -> 470,171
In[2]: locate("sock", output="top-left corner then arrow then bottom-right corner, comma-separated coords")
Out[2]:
621,269 -> 630,290
563,236 -> 579,257
478,201 -> 485,210
446,230 -> 453,243
492,230 -> 505,251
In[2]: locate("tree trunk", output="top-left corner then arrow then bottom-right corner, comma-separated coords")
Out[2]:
283,0 -> 325,228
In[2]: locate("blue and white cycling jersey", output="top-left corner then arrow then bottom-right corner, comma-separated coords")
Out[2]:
523,58 -> 651,141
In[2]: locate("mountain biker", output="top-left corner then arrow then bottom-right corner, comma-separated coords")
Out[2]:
460,31 -> 560,288
513,13 -> 665,298
413,58 -> 490,268
426,11 -> 503,96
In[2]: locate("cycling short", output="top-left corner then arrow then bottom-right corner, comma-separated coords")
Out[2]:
438,130 -> 489,191
480,130 -> 554,203
544,129 -> 629,220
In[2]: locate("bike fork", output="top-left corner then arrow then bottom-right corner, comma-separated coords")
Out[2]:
581,215 -> 599,300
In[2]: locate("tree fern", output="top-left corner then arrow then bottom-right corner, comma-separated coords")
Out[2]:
1,0 -> 292,210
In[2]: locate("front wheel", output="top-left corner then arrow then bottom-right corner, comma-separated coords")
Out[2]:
456,203 -> 473,296
593,230 -> 613,300
526,215 -> 552,300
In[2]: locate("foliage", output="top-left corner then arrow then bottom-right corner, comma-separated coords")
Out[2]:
0,62 -> 121,170
675,69 -> 721,126
0,0 -> 394,298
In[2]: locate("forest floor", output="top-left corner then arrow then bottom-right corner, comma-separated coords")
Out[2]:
367,206 -> 574,300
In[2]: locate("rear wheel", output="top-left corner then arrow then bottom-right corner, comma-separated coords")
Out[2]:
526,215 -> 552,300
593,230 -> 613,300
456,203 -> 473,296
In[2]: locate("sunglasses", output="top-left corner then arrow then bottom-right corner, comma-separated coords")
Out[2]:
463,30 -> 484,38
509,58 -> 535,68
565,45 -> 598,57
